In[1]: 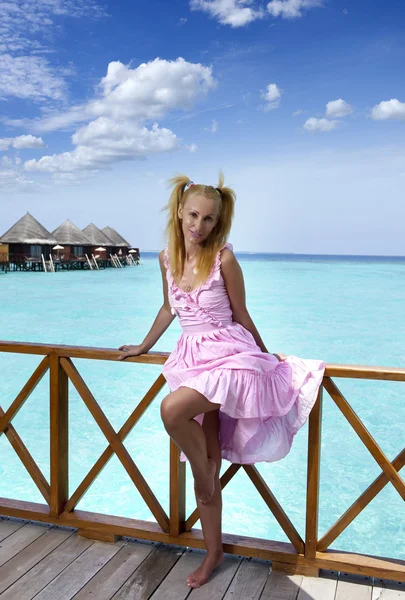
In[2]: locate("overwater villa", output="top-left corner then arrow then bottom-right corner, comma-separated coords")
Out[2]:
0,213 -> 139,272
52,219 -> 93,263
81,222 -> 115,262
102,225 -> 134,258
0,213 -> 57,271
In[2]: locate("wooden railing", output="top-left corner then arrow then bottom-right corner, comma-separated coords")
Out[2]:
0,341 -> 404,581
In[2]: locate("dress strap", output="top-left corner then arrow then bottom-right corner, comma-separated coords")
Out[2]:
200,241 -> 233,291
163,246 -> 170,270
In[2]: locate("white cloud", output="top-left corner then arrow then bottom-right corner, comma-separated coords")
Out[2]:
371,99 -> 405,121
0,0 -> 106,55
0,134 -> 46,150
211,119 -> 218,133
32,58 -> 216,133
22,57 -> 216,175
267,0 -> 324,19
325,98 -> 353,118
25,121 -> 179,173
186,143 -> 198,152
0,54 -> 67,101
0,0 -> 105,107
292,109 -> 304,116
261,83 -> 282,110
12,134 -> 46,149
0,161 -> 43,192
303,117 -> 339,132
178,17 -> 188,25
190,0 -> 264,27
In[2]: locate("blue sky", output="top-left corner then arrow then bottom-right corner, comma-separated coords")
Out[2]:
1,0 -> 405,254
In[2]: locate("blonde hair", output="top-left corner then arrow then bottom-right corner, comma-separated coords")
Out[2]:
164,172 -> 235,284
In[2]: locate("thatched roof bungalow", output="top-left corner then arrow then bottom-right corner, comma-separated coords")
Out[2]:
0,213 -> 57,261
101,226 -> 131,256
102,226 -> 130,247
52,219 -> 92,259
0,214 -> 138,269
82,223 -> 117,259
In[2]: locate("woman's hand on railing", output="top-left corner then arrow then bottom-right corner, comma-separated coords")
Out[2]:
118,344 -> 147,360
272,352 -> 288,362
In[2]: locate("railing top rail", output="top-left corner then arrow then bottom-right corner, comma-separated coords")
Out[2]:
0,340 -> 404,380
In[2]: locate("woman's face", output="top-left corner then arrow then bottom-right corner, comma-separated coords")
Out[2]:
179,193 -> 220,246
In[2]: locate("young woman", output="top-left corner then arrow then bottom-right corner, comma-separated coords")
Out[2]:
119,173 -> 325,588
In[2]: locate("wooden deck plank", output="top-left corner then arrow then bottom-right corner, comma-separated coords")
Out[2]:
372,579 -> 405,599
0,521 -> 50,567
149,548 -> 205,600
222,557 -> 269,599
34,540 -> 123,600
0,534 -> 94,600
188,554 -> 242,599
335,572 -> 373,600
259,570 -> 303,600
0,527 -> 73,594
296,573 -> 337,600
111,544 -> 184,599
74,539 -> 156,599
0,517 -> 29,543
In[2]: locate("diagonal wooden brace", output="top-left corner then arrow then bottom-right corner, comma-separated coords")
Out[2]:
317,448 -> 405,551
244,465 -> 305,554
0,356 -> 50,436
0,405 -> 50,504
60,357 -> 169,532
65,373 -> 166,513
323,377 -> 405,501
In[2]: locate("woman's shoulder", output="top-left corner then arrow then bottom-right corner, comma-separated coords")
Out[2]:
220,243 -> 236,266
159,248 -> 169,271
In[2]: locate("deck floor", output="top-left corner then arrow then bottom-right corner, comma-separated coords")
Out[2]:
0,517 -> 404,600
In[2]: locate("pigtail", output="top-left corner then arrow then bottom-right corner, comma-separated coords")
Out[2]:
164,174 -> 189,276
214,170 -> 235,246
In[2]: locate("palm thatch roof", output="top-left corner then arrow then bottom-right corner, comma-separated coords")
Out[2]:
52,220 -> 92,246
102,226 -> 131,247
0,213 -> 57,245
82,223 -> 114,246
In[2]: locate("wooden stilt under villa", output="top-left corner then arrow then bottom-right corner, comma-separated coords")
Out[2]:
0,341 -> 404,598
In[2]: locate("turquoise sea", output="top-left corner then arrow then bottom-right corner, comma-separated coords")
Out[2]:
0,252 -> 404,560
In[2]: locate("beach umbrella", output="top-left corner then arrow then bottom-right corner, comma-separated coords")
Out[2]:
95,246 -> 106,251
53,244 -> 64,250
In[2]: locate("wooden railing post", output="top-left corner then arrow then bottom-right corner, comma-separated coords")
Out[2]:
50,353 -> 68,517
169,439 -> 185,537
305,385 -> 323,574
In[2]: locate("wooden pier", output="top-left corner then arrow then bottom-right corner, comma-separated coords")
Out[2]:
0,341 -> 404,598
2,254 -> 139,272
0,518 -> 404,599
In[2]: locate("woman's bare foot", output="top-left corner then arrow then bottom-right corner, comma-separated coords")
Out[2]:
194,458 -> 216,504
186,550 -> 224,588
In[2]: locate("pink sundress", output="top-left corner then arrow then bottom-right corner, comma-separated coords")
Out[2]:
162,243 -> 325,464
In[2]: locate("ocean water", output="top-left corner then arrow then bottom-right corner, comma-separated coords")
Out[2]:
0,252 -> 404,560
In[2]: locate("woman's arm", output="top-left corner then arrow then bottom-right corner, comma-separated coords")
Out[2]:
118,251 -> 175,359
221,249 -> 283,358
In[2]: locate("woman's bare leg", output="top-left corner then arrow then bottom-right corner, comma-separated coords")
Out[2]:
160,387 -> 220,503
187,410 -> 224,588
